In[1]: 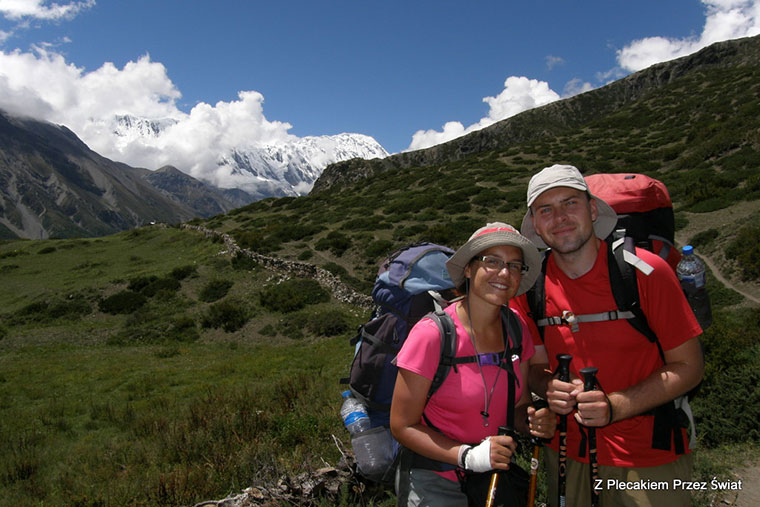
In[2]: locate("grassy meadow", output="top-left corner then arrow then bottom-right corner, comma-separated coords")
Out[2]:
0,227 -> 376,505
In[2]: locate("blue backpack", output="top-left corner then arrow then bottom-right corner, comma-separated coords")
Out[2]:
343,242 -> 457,427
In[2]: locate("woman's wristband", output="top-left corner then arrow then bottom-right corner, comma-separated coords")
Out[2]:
458,444 -> 472,468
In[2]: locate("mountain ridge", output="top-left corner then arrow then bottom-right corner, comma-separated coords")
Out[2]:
312,34 -> 760,193
0,111 -> 236,239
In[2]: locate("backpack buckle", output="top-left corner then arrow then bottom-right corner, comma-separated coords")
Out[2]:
562,310 -> 580,332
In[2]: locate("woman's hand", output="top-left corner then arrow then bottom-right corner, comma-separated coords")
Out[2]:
527,405 -> 557,439
464,434 -> 518,472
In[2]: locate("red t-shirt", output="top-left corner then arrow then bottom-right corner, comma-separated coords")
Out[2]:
512,245 -> 702,467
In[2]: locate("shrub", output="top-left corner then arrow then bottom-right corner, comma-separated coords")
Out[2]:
99,291 -> 147,314
14,296 -> 92,323
323,262 -> 347,277
689,228 -> 719,250
297,249 -> 313,261
259,279 -> 329,313
166,315 -> 200,342
127,275 -> 158,293
38,246 -> 56,254
305,308 -> 351,336
725,224 -> 760,281
315,232 -> 351,257
170,265 -> 198,280
199,279 -> 234,303
201,300 -> 249,332
364,240 -> 394,261
141,277 -> 181,297
231,252 -> 258,270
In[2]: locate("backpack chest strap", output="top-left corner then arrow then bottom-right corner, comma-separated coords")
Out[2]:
536,309 -> 637,332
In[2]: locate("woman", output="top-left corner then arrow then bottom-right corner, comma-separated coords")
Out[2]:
390,222 -> 555,506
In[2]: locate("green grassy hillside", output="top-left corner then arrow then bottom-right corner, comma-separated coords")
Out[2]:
2,36 -> 760,505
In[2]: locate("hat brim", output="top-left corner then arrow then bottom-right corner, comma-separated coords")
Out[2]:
446,230 -> 541,296
520,195 -> 618,248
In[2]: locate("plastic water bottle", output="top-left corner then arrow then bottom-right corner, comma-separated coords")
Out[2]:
676,245 -> 712,330
339,391 -> 393,481
340,391 -> 370,435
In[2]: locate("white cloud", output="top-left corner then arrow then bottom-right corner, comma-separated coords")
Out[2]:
563,78 -> 595,97
0,47 -> 296,188
546,55 -> 564,70
617,0 -> 760,71
0,0 -> 95,21
407,76 -> 560,151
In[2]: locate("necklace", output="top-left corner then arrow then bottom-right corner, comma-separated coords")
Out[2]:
464,297 -> 507,427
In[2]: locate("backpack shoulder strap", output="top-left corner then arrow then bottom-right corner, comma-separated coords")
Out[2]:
501,306 -> 522,358
427,310 -> 457,401
607,235 -> 665,361
525,250 -> 550,342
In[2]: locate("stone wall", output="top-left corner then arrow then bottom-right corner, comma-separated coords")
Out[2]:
181,224 -> 374,309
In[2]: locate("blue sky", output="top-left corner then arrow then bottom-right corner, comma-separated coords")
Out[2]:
0,0 -> 758,162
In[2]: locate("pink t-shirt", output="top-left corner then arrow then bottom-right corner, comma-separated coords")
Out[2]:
395,302 -> 536,478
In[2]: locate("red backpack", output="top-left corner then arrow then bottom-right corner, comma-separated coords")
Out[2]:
585,173 -> 681,270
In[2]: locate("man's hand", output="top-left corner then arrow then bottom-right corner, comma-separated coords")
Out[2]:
546,377 -> 581,415
574,389 -> 611,427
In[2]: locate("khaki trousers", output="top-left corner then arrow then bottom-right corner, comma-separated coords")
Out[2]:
544,447 -> 693,507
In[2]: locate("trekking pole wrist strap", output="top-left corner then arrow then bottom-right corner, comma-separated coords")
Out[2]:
605,393 -> 614,426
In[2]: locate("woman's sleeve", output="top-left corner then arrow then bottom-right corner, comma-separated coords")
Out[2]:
395,316 -> 444,380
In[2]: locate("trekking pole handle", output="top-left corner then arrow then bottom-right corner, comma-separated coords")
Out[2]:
580,366 -> 599,392
529,399 -> 550,446
557,354 -> 572,382
485,426 -> 515,507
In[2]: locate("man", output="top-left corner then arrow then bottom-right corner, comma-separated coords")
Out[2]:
512,164 -> 704,506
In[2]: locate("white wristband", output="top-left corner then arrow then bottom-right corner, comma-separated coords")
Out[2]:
457,444 -> 472,468
464,438 -> 492,472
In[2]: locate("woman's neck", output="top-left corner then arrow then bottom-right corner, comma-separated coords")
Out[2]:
456,298 -> 505,352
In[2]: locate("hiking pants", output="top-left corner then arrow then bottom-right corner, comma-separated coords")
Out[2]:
544,447 -> 693,507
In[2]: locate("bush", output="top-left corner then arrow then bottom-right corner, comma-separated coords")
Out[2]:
323,262 -> 347,277
690,228 -> 720,250
231,252 -> 258,270
364,240 -> 394,261
167,315 -> 200,342
99,291 -> 147,314
305,308 -> 351,336
13,296 -> 92,323
201,300 -> 249,332
297,249 -> 313,261
127,275 -> 158,293
199,279 -> 234,303
259,279 -> 329,313
141,277 -> 181,297
38,246 -> 56,254
725,224 -> 760,281
170,265 -> 198,280
315,232 -> 351,257
693,309 -> 760,446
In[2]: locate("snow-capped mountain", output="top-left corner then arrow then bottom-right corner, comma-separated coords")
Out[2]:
112,115 -> 388,201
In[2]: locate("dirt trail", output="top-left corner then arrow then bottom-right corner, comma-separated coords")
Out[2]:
700,252 -> 760,305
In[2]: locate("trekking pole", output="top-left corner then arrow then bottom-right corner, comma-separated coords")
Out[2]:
485,426 -> 515,507
580,367 -> 600,507
527,399 -> 549,507
556,354 -> 572,507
